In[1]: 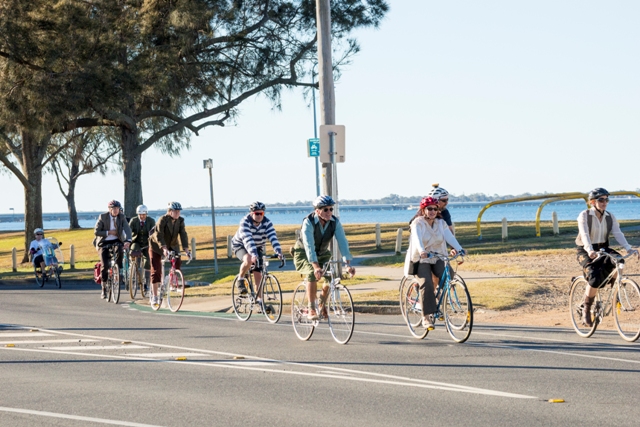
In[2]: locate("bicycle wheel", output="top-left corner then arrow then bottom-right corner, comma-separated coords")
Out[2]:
54,267 -> 62,289
167,270 -> 185,312
262,274 -> 283,324
403,279 -> 428,339
129,262 -> 138,299
34,266 -> 44,288
569,276 -> 598,338
613,278 -> 640,342
291,283 -> 315,341
231,276 -> 253,321
443,278 -> 473,343
328,284 -> 355,344
398,276 -> 409,316
111,265 -> 120,304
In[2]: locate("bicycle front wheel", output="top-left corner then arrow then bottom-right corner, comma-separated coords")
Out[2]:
111,265 -> 120,304
444,278 -> 473,343
231,276 -> 253,321
403,278 -> 428,339
129,262 -> 138,299
262,274 -> 283,324
569,276 -> 597,338
291,283 -> 315,341
613,278 -> 640,342
54,267 -> 62,289
328,284 -> 354,344
167,270 -> 185,312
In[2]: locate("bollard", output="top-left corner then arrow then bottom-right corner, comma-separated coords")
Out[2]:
70,244 -> 75,270
12,247 -> 17,272
227,236 -> 232,258
395,228 -> 403,255
375,224 -> 381,249
552,211 -> 559,235
502,217 -> 508,241
190,237 -> 197,260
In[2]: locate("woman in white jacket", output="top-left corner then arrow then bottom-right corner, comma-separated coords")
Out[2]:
404,196 -> 465,329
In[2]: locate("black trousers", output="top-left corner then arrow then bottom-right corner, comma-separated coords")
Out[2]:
415,260 -> 446,316
99,244 -> 123,283
576,244 -> 622,289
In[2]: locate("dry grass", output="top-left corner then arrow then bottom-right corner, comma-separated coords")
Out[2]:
468,279 -> 547,311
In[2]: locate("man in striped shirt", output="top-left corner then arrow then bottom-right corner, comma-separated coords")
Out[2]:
231,202 -> 284,296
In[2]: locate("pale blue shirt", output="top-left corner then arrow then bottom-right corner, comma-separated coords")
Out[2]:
301,213 -> 352,263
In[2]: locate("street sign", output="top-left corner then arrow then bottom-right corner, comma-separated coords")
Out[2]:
319,125 -> 345,163
307,138 -> 320,157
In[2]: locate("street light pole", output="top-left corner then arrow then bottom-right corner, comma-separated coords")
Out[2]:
312,64 -> 320,197
203,159 -> 219,274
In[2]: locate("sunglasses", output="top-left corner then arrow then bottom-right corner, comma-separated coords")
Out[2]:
253,211 -> 264,216
439,199 -> 449,203
596,198 -> 609,203
322,207 -> 334,212
426,207 -> 438,212
36,233 -> 44,236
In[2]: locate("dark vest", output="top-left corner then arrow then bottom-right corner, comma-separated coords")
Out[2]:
586,211 -> 613,246
298,212 -> 337,255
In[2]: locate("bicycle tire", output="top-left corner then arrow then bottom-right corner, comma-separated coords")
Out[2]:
231,275 -> 253,321
328,284 -> 355,344
569,276 -> 598,338
403,278 -> 428,339
262,274 -> 282,324
129,262 -> 138,299
398,276 -> 409,317
444,278 -> 473,343
167,270 -> 185,312
613,278 -> 640,342
34,266 -> 44,288
291,283 -> 315,341
121,258 -> 129,297
54,267 -> 62,289
111,265 -> 120,304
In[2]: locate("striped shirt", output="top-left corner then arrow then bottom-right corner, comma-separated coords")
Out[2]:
231,214 -> 282,257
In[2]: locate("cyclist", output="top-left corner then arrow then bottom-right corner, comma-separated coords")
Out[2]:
292,195 -> 356,321
231,202 -> 284,309
148,201 -> 191,306
129,204 -> 155,292
576,187 -> 638,326
404,196 -> 465,330
29,228 -> 59,275
93,200 -> 132,299
428,183 -> 454,234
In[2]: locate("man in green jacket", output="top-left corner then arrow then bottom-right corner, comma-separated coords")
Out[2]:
129,204 -> 155,292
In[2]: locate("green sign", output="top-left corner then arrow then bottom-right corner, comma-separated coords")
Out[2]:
307,138 -> 320,157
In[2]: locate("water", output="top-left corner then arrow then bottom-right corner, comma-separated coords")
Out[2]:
1,199 -> 639,231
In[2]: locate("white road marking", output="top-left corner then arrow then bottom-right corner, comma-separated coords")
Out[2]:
42,345 -> 149,351
0,405 -> 163,426
126,352 -> 208,358
0,339 -> 99,345
0,332 -> 53,337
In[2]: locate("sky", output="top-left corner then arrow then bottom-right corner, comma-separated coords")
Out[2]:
2,1 -> 639,214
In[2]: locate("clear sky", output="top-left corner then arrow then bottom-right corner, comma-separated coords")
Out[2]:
3,1 -> 639,214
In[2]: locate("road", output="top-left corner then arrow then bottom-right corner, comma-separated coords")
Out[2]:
0,279 -> 639,427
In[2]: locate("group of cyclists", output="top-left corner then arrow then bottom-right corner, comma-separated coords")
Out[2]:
29,183 -> 639,333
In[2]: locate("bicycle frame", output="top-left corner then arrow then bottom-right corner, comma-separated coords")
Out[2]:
592,251 -> 634,321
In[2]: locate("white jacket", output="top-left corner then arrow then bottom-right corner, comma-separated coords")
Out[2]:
403,216 -> 463,276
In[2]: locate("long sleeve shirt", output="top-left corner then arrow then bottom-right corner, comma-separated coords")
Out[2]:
404,217 -> 463,276
576,208 -> 632,253
300,213 -> 352,263
231,214 -> 282,258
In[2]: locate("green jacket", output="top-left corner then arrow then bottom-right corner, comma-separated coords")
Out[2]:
129,216 -> 156,250
149,214 -> 189,255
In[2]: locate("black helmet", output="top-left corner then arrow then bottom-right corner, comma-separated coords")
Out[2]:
249,201 -> 266,212
108,200 -> 122,209
588,188 -> 610,200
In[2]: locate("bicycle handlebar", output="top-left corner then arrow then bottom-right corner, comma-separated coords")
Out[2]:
163,250 -> 192,265
595,248 -> 638,263
423,250 -> 466,263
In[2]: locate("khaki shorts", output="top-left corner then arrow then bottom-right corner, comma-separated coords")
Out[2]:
293,247 -> 332,283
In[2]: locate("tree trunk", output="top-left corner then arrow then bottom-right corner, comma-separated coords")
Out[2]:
122,127 -> 143,219
21,131 -> 46,263
66,179 -> 81,229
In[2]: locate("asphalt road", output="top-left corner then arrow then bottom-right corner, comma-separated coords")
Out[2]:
0,279 -> 639,427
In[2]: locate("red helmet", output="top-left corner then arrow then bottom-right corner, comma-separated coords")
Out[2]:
420,196 -> 438,209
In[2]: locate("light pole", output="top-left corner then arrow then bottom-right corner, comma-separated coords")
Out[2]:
203,159 -> 219,274
311,64 -> 320,197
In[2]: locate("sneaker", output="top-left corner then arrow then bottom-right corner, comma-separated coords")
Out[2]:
258,304 -> 273,315
237,279 -> 248,295
422,315 -> 435,330
307,309 -> 319,321
100,291 -> 107,299
150,296 -> 157,306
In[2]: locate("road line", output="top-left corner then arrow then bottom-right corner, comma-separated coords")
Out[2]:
42,345 -> 149,351
126,352 -> 208,358
0,339 -> 99,345
0,405 -> 163,426
0,332 -> 53,337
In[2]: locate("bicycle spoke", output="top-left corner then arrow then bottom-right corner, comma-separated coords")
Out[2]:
403,279 -> 428,339
444,279 -> 473,343
261,275 -> 282,323
167,270 -> 185,312
328,285 -> 354,344
231,276 -> 253,321
291,283 -> 315,341
614,278 -> 640,342
111,265 -> 120,304
568,277 -> 597,338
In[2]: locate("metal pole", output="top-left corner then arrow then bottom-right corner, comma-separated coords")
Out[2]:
329,132 -> 340,264
316,0 -> 335,196
312,68 -> 320,197
208,167 -> 219,274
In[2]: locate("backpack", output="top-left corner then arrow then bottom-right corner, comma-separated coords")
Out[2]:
93,262 -> 102,285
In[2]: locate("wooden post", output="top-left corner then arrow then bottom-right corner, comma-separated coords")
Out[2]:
227,236 -> 233,258
190,237 -> 196,260
12,247 -> 17,272
552,211 -> 559,235
375,224 -> 381,249
70,244 -> 75,270
395,228 -> 403,255
502,217 -> 508,241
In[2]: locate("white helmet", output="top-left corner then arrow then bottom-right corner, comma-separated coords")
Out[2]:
34,228 -> 44,235
428,183 -> 449,199
136,204 -> 148,214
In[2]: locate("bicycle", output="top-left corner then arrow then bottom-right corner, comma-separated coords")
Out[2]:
401,252 -> 473,343
101,241 -> 123,304
398,266 -> 467,318
291,258 -> 355,344
569,250 -> 640,342
33,238 -> 63,289
129,246 -> 148,300
151,251 -> 191,312
231,254 -> 285,323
